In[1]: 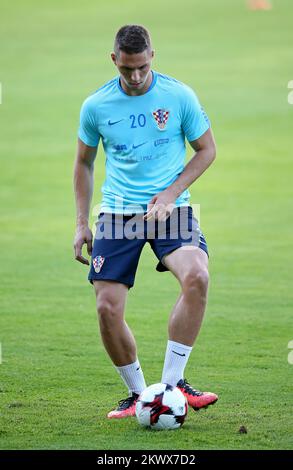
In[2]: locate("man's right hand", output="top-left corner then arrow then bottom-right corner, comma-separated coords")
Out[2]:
74,225 -> 93,265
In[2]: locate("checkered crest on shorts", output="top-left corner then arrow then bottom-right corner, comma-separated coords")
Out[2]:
93,255 -> 105,273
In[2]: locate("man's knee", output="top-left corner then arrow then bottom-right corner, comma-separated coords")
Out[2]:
94,283 -> 125,327
94,281 -> 127,322
96,295 -> 123,328
182,268 -> 209,297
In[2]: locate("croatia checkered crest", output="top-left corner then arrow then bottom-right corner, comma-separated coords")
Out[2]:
93,255 -> 105,273
152,109 -> 169,130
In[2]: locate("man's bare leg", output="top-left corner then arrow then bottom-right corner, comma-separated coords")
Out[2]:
160,247 -> 218,410
93,280 -> 146,417
93,280 -> 136,366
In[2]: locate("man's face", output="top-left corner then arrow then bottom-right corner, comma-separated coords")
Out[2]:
111,49 -> 154,94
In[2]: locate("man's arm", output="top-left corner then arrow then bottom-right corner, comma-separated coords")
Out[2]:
73,138 -> 98,265
169,127 -> 216,198
144,128 -> 216,221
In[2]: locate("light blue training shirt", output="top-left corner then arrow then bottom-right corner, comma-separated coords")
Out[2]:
78,71 -> 210,213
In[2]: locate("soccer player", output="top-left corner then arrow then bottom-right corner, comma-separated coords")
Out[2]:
74,25 -> 218,419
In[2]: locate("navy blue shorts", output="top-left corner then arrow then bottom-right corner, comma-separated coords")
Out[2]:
88,206 -> 208,289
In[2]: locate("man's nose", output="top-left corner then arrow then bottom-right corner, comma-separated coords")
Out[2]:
131,70 -> 140,82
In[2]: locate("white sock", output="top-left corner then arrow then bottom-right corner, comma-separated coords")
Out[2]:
161,340 -> 193,386
115,359 -> 147,396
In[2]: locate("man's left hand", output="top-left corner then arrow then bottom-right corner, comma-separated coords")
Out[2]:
143,188 -> 177,221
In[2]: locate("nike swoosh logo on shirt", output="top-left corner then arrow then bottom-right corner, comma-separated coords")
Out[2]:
132,142 -> 147,149
108,119 -> 123,126
172,350 -> 186,357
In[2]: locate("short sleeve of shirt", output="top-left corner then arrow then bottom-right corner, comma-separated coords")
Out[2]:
181,85 -> 210,142
78,97 -> 100,147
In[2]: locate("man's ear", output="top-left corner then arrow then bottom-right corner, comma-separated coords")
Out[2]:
110,52 -> 117,65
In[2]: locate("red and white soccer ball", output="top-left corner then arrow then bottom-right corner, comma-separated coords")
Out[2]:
135,383 -> 188,430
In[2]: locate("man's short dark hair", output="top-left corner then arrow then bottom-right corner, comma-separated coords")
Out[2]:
114,25 -> 151,55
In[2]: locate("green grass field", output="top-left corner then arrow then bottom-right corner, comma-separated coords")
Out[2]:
0,0 -> 292,450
